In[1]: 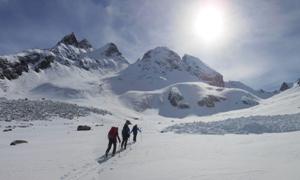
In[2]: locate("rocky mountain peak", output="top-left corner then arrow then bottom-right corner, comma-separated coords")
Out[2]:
101,43 -> 121,57
296,79 -> 300,86
57,33 -> 92,50
280,82 -> 291,91
78,39 -> 92,50
57,32 -> 78,47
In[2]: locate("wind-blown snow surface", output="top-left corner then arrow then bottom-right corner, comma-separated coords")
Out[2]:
1,85 -> 300,180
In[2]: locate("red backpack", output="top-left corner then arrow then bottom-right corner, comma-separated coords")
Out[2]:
108,127 -> 118,139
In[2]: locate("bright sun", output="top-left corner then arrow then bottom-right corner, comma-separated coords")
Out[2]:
193,5 -> 225,43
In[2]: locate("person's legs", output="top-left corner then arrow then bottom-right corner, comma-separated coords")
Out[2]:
121,136 -> 125,148
112,140 -> 117,156
124,137 -> 128,149
133,133 -> 137,142
105,139 -> 113,156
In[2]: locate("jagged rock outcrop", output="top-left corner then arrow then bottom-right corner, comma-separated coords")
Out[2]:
0,57 -> 28,80
297,79 -> 300,86
168,87 -> 183,105
280,82 -> 290,91
167,87 -> 190,109
198,95 -> 226,108
57,32 -> 79,47
0,51 -> 55,80
56,32 -> 92,51
78,39 -> 92,50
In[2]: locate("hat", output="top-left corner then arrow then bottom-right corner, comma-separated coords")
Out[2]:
126,120 -> 132,125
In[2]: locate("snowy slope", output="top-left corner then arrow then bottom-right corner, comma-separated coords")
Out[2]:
1,73 -> 300,180
249,83 -> 300,115
0,63 -> 101,99
120,82 -> 260,118
225,80 -> 274,99
2,95 -> 300,180
83,43 -> 129,71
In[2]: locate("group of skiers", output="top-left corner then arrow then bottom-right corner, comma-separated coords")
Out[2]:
105,120 -> 141,157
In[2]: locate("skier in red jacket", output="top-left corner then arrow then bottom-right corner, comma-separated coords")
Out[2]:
105,127 -> 121,157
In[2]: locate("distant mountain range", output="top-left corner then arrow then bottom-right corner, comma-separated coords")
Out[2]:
0,32 -> 298,117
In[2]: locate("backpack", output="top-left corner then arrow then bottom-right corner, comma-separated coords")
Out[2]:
108,127 -> 118,139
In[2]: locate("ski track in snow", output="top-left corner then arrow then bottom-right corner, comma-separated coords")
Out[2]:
61,143 -> 135,180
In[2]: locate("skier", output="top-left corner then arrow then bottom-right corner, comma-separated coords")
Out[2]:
121,120 -> 131,149
105,127 -> 121,157
131,124 -> 142,142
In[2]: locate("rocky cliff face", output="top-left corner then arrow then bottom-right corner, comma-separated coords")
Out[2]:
279,82 -> 293,91
0,50 -> 55,80
280,82 -> 290,91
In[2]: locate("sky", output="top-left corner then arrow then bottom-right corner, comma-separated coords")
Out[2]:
0,0 -> 299,90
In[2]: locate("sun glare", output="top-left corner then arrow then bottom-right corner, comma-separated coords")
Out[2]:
193,5 -> 225,43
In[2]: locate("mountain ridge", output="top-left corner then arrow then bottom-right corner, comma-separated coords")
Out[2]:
1,32 -> 291,117
0,33 -> 129,80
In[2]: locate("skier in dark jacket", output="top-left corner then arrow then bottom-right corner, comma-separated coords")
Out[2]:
121,120 -> 131,149
105,127 -> 121,157
131,124 -> 141,142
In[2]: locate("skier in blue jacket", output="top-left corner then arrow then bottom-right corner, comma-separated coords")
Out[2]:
131,124 -> 141,142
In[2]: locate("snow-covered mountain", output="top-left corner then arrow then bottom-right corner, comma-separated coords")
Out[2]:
0,33 -> 130,100
225,81 -> 274,99
0,33 -> 129,81
106,47 -> 224,94
1,34 -> 292,117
